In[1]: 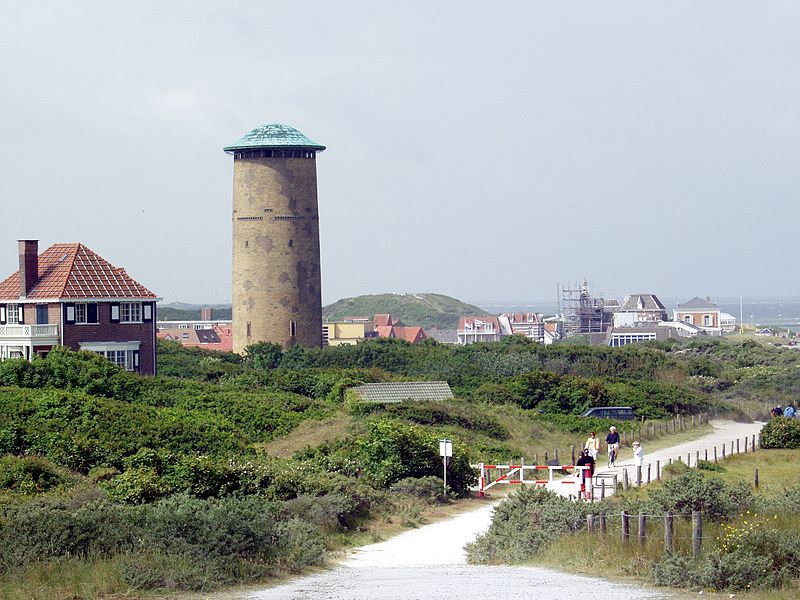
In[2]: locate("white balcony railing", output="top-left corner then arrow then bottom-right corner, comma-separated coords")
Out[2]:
0,324 -> 59,338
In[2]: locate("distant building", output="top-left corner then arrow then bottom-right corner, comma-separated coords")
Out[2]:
426,328 -> 458,344
323,313 -> 427,346
323,321 -> 372,346
457,315 -> 503,345
0,240 -> 159,374
500,312 -> 544,343
673,296 -> 736,335
604,323 -> 683,347
158,323 -> 233,352
543,321 -> 561,345
613,294 -> 668,327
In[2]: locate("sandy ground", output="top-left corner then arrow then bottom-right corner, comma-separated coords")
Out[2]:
232,420 -> 761,600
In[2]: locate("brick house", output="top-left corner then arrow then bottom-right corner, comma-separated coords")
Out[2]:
0,241 -> 159,375
673,296 -> 736,335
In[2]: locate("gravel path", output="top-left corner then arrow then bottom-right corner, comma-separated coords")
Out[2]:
240,420 -> 761,599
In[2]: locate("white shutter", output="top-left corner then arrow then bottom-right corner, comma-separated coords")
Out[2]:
66,306 -> 75,322
0,306 -> 5,323
111,305 -> 120,321
17,305 -> 24,324
143,304 -> 152,321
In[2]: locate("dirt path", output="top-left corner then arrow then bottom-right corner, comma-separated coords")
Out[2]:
241,420 -> 761,599
590,419 -> 764,495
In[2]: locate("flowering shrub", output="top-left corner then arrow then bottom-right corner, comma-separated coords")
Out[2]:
760,417 -> 800,449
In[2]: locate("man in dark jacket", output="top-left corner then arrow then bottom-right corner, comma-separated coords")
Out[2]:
576,448 -> 595,499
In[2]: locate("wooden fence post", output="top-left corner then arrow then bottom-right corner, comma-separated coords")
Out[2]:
647,463 -> 651,484
554,449 -> 559,464
753,434 -> 757,451
754,468 -> 759,488
544,450 -> 548,463
722,444 -> 726,459
571,445 -> 575,465
587,514 -> 595,533
704,448 -> 708,461
692,511 -> 703,558
736,438 -> 740,454
622,469 -> 629,490
730,441 -> 734,455
656,460 -> 660,481
613,474 -> 618,491
665,512 -> 674,553
600,513 -> 607,535
622,511 -> 630,542
636,465 -> 642,486
601,479 -> 606,500
696,451 -> 700,465
638,513 -> 647,546
714,446 -> 718,463
687,452 -> 691,466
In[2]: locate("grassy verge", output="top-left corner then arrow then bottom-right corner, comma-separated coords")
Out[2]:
530,448 -> 800,597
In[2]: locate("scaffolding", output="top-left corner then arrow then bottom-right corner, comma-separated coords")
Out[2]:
561,280 -> 607,338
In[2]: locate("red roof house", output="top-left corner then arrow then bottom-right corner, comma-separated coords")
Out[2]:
0,241 -> 159,374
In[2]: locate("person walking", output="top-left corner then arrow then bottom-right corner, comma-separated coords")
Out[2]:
576,448 -> 596,499
584,431 -> 600,460
784,403 -> 796,418
633,441 -> 644,467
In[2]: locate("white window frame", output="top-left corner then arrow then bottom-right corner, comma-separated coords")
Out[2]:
79,342 -> 140,372
75,303 -> 87,324
120,302 -> 142,323
6,303 -> 19,325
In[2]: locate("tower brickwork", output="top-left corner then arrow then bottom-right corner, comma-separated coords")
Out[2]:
225,124 -> 325,353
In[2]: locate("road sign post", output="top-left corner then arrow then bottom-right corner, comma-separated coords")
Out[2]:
439,439 -> 453,497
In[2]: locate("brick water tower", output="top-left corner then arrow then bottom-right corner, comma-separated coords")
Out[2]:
224,123 -> 325,353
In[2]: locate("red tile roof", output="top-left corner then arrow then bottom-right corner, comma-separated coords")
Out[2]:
0,243 -> 157,300
373,314 -> 396,328
394,326 -> 427,344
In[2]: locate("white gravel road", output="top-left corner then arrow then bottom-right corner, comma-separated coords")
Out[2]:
240,420 -> 762,600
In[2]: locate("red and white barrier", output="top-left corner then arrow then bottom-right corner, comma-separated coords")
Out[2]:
474,462 -> 593,500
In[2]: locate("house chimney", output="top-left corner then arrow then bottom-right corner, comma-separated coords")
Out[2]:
18,240 -> 39,298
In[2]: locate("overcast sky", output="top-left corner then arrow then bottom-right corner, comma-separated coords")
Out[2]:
1,1 -> 798,306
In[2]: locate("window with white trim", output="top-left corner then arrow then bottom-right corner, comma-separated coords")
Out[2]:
6,303 -> 19,325
93,349 -> 136,371
75,303 -> 87,324
120,302 -> 142,323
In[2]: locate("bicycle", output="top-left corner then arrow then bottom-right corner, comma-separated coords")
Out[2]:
607,444 -> 619,468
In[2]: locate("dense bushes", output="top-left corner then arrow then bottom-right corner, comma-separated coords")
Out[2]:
466,486 -> 584,563
0,494 -> 325,589
648,470 -> 752,521
760,417 -> 800,449
653,516 -> 800,591
299,419 -> 475,496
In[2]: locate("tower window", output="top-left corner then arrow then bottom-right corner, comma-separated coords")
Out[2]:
245,241 -> 249,248
247,322 -> 252,337
290,320 -> 296,337
288,239 -> 293,247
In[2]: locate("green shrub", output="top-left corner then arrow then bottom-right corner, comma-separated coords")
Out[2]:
102,468 -> 171,504
0,455 -> 67,494
654,519 -> 800,591
660,460 -> 690,479
390,476 -> 448,504
649,470 -> 752,521
695,460 -> 725,472
466,486 -> 584,563
316,420 -> 476,495
760,417 -> 800,449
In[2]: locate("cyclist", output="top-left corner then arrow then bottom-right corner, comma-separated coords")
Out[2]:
605,426 -> 620,467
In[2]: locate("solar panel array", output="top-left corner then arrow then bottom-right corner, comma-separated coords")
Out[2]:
352,381 -> 454,403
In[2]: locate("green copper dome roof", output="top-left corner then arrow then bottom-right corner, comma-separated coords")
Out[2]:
223,123 -> 325,153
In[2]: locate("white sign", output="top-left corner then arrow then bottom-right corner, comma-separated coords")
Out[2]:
439,439 -> 453,458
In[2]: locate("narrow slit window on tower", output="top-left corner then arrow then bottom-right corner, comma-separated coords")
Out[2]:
288,239 -> 293,247
247,322 -> 252,338
245,240 -> 249,248
290,320 -> 296,338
